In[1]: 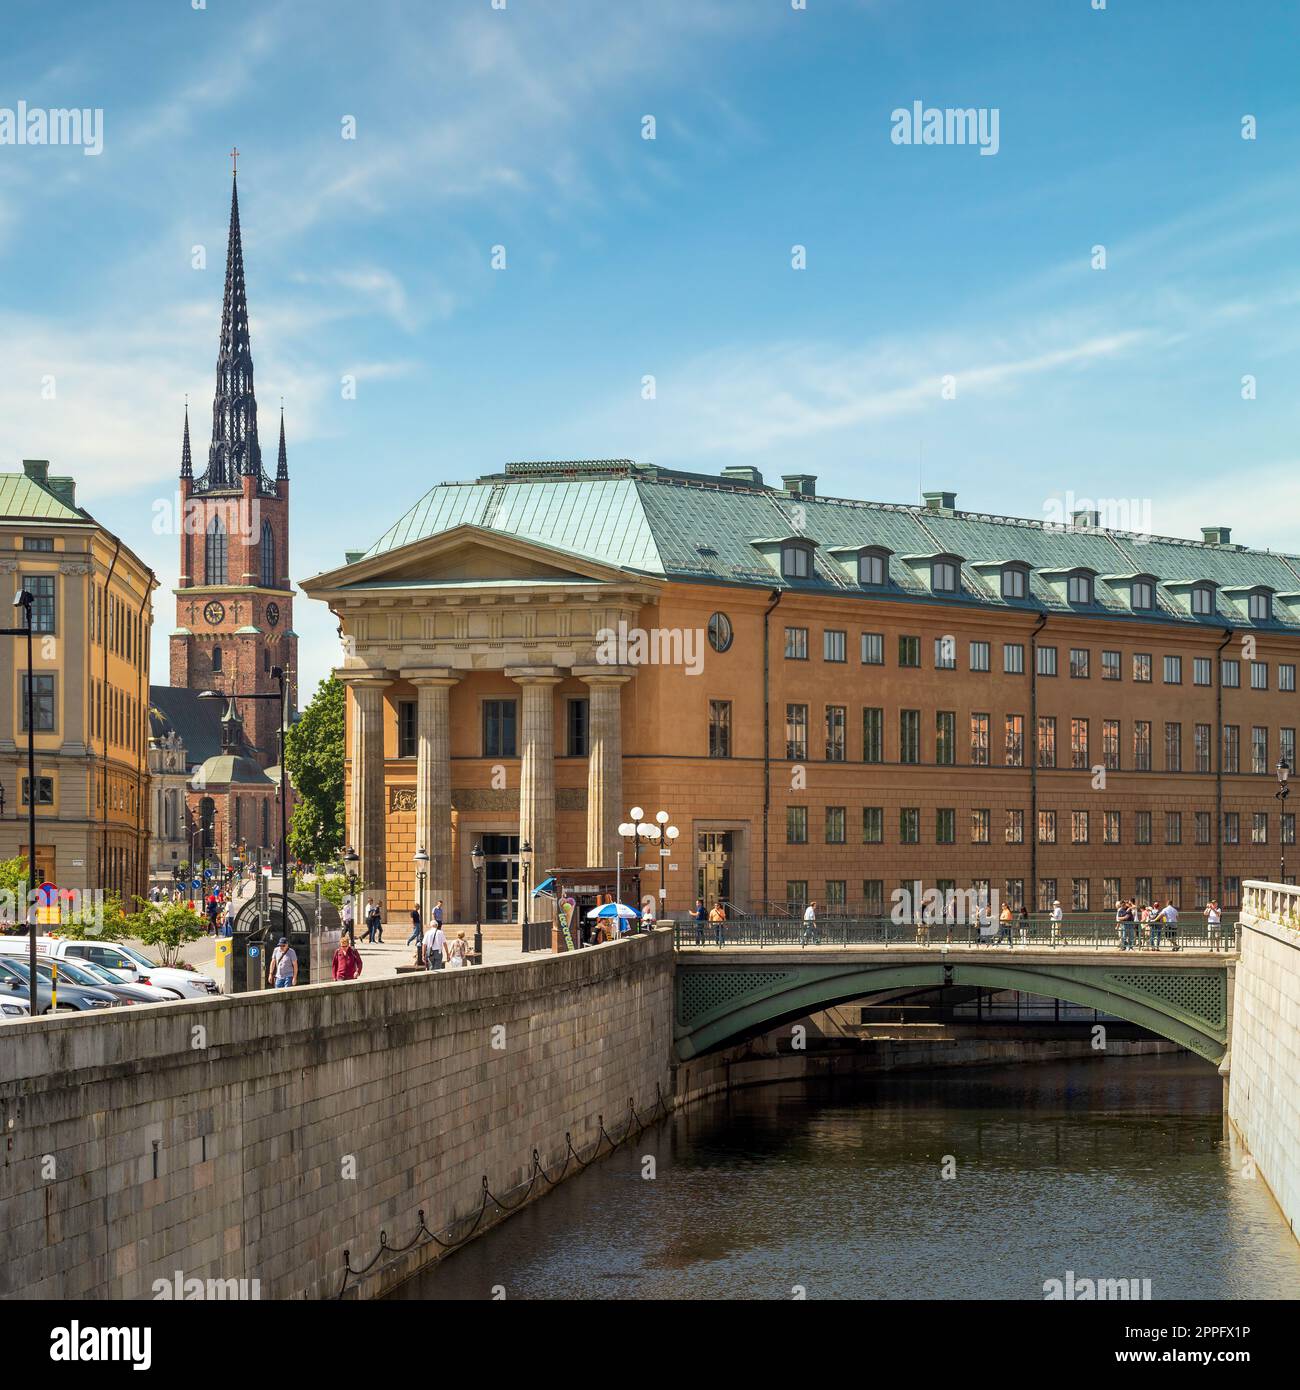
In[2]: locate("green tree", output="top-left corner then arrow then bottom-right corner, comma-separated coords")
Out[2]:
53,890 -> 132,942
285,676 -> 345,864
128,899 -> 206,966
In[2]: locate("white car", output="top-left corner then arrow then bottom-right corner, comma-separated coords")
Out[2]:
0,937 -> 219,999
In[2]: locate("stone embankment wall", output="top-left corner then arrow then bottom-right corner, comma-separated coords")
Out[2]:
1228,882 -> 1300,1241
0,932 -> 674,1300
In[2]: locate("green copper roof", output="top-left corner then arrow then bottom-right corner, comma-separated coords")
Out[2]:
353,462 -> 1300,630
0,472 -> 85,522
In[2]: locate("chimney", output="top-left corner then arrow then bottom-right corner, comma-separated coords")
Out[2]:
1071,508 -> 1101,529
923,489 -> 957,514
45,476 -> 76,509
22,459 -> 49,486
1202,525 -> 1232,546
781,473 -> 817,498
720,465 -> 764,487
344,549 -> 366,565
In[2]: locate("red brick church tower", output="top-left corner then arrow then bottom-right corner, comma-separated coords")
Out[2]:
169,168 -> 297,766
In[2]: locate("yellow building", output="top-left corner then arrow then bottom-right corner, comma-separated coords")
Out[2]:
0,460 -> 156,900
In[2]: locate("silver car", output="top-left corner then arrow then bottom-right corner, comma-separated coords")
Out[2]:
0,957 -> 123,1013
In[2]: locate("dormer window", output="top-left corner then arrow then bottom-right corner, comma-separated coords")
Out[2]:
932,559 -> 959,593
858,550 -> 887,586
1191,584 -> 1214,616
1001,566 -> 1027,600
781,542 -> 813,579
1131,578 -> 1155,611
1249,591 -> 1272,622
1067,573 -> 1094,605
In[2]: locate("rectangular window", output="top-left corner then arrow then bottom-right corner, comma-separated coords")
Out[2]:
787,806 -> 808,844
1221,659 -> 1240,688
1224,812 -> 1239,845
23,575 -> 56,634
863,708 -> 883,763
1038,810 -> 1057,844
935,711 -> 956,766
934,637 -> 956,670
1136,876 -> 1153,905
1101,649 -> 1121,681
1163,654 -> 1182,685
898,635 -> 921,668
823,629 -> 846,663
1223,725 -> 1240,774
1194,723 -> 1211,773
1072,878 -> 1090,912
862,807 -> 883,844
21,776 -> 54,805
1071,718 -> 1089,769
825,806 -> 846,844
482,699 -> 517,757
1003,643 -> 1025,675
1165,722 -> 1182,773
397,699 -> 417,758
1103,877 -> 1121,911
1283,812 -> 1296,846
785,704 -> 808,760
1193,657 -> 1212,687
1037,645 -> 1058,677
1133,720 -> 1152,771
1195,877 -> 1212,910
1037,716 -> 1056,768
1136,810 -> 1152,845
1250,661 -> 1268,691
786,880 -> 808,907
1004,879 -> 1025,910
1104,810 -> 1121,844
1252,812 -> 1268,845
784,627 -> 808,660
971,808 -> 990,844
825,706 -> 846,761
825,880 -> 846,908
1005,809 -> 1024,844
1071,810 -> 1089,845
23,536 -> 54,551
1166,811 -> 1182,845
900,808 -> 920,844
861,632 -> 883,665
708,701 -> 732,758
1195,811 -> 1212,845
21,674 -> 55,732
1283,728 -> 1296,768
1133,653 -> 1152,683
1252,726 -> 1268,775
969,640 -> 990,672
970,713 -> 990,766
1224,877 -> 1241,909
936,808 -> 956,845
862,880 -> 884,914
1102,719 -> 1120,771
1005,714 -> 1024,767
1281,664 -> 1296,693
1069,648 -> 1089,679
900,710 -> 921,764
1038,879 -> 1058,913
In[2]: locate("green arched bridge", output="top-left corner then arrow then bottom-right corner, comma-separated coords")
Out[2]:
673,947 -> 1233,1063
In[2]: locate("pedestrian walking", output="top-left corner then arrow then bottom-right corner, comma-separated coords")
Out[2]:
1147,900 -> 1163,951
267,936 -> 298,989
447,932 -> 469,968
422,918 -> 448,971
331,935 -> 363,981
998,901 -> 1013,947
364,899 -> 383,943
341,895 -> 355,937
433,899 -> 444,930
801,899 -> 819,947
407,903 -> 423,963
1163,899 -> 1180,951
1050,899 -> 1063,947
709,899 -> 727,947
1116,898 -> 1135,950
693,897 -> 707,947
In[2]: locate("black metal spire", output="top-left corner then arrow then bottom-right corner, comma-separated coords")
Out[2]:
276,400 -> 288,481
200,168 -> 263,490
180,397 -> 192,479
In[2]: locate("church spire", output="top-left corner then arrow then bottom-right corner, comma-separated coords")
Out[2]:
180,397 -> 192,479
200,166 -> 263,490
276,400 -> 288,481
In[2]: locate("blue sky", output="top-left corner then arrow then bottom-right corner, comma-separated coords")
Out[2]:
2,0 -> 1299,695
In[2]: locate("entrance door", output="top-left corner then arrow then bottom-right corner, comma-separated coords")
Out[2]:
482,833 -> 521,923
697,831 -> 732,908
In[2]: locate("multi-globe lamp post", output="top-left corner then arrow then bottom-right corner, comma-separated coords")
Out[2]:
617,807 -> 679,925
471,841 -> 485,963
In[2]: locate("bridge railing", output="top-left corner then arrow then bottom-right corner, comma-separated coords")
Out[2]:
673,913 -> 1240,951
1242,880 -> 1300,930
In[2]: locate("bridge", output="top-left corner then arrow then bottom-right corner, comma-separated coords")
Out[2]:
673,938 -> 1235,1064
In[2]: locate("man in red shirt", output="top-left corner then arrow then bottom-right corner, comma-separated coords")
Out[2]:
332,936 -> 363,981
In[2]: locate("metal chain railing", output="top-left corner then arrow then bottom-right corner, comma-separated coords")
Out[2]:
336,1083 -> 672,1298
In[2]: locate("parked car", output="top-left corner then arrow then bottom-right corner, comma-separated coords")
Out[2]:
4,937 -> 219,999
0,957 -> 126,1013
0,992 -> 29,1020
30,957 -> 174,1006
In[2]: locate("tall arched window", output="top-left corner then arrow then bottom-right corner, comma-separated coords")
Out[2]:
261,799 -> 269,848
260,519 -> 275,589
212,645 -> 222,673
206,515 -> 227,585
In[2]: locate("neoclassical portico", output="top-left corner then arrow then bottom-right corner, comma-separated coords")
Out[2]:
304,524 -> 660,921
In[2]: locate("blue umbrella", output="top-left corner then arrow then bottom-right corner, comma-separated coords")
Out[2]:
586,902 -> 639,920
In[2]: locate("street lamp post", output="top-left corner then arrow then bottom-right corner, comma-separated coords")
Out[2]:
199,667 -> 289,945
2,589 -> 38,1014
1277,757 -> 1291,884
413,847 -> 429,956
343,845 -> 359,937
618,808 -> 677,927
471,841 -> 485,964
519,839 -> 533,951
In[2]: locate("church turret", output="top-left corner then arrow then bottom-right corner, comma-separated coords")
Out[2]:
180,400 -> 193,479
276,403 -> 288,482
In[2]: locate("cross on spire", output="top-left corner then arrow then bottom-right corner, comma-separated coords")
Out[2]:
230,146 -> 240,175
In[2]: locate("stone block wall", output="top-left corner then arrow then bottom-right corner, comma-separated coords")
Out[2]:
0,931 -> 674,1300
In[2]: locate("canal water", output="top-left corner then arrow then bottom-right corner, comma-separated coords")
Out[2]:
389,1054 -> 1300,1300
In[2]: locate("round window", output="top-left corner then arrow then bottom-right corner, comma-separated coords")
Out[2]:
707,612 -> 733,653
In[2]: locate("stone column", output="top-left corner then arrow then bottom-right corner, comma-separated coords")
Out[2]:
508,667 -> 561,921
342,673 -> 390,910
575,669 -> 631,867
404,668 -> 458,922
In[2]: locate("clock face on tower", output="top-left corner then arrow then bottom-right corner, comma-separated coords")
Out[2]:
203,600 -> 225,626
265,602 -> 280,627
